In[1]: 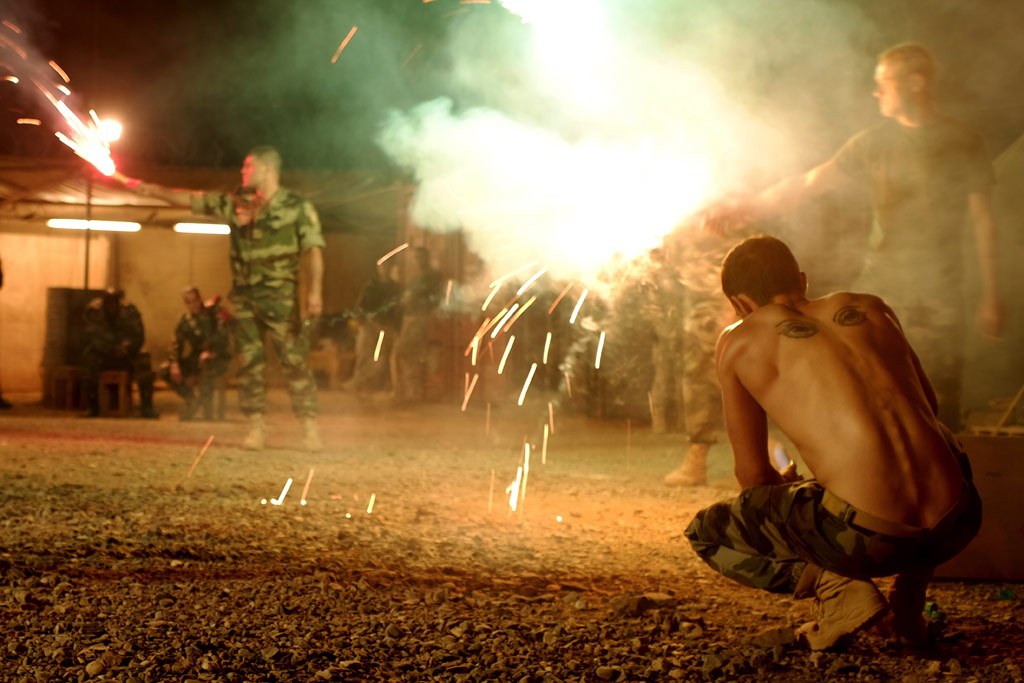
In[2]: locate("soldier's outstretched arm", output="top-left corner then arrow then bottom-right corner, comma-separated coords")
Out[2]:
110,171 -> 198,208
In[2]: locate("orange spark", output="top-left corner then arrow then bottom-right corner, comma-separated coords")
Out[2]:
497,335 -> 516,374
186,435 -> 215,478
465,317 -> 493,355
16,118 -> 40,125
490,304 -> 518,339
517,363 -> 538,406
516,267 -> 548,296
548,280 -> 577,314
481,283 -> 502,311
445,279 -> 453,306
376,242 -> 408,265
0,34 -> 27,60
489,260 -> 538,289
56,84 -> 70,96
502,296 -> 536,333
2,20 -> 23,33
569,288 -> 589,324
595,331 -> 606,369
4,75 -> 19,83
40,83 -> 116,175
48,59 -> 70,83
542,423 -> 549,465
461,373 -> 480,411
548,401 -> 555,433
401,44 -> 423,68
542,331 -> 552,364
299,467 -> 315,505
331,26 -> 359,63
564,372 -> 572,398
373,330 -> 385,362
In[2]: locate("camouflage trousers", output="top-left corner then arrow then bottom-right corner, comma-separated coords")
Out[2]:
232,286 -> 317,418
393,313 -> 435,401
650,295 -> 727,443
159,355 -> 229,405
685,452 -> 981,594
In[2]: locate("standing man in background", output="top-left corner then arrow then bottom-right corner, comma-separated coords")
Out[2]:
708,43 -> 1004,431
114,145 -> 326,451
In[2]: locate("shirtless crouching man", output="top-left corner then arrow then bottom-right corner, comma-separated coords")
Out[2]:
685,235 -> 981,650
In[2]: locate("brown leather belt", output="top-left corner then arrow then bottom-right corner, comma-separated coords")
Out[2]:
821,490 -> 927,539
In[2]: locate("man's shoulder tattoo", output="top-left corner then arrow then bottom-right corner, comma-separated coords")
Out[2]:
833,305 -> 868,327
775,319 -> 819,338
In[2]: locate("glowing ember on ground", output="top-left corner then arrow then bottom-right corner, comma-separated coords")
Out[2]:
186,435 -> 215,478
373,330 -> 385,362
569,288 -> 589,324
376,242 -> 409,265
299,467 -> 315,505
461,372 -> 480,411
497,335 -> 516,374
331,26 -> 358,63
542,331 -> 552,364
517,363 -> 538,406
270,478 -> 294,506
595,330 -> 606,368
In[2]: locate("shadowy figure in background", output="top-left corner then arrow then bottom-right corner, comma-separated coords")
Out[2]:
686,236 -> 981,651
159,287 -> 231,421
705,43 -> 1003,431
393,246 -> 442,403
80,290 -> 158,418
350,260 -> 402,395
113,145 -> 326,451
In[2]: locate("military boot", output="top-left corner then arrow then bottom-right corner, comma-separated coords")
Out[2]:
83,382 -> 100,418
139,382 -> 159,419
199,391 -> 214,421
302,417 -> 323,452
797,570 -> 889,650
664,443 -> 709,487
180,395 -> 199,422
243,414 -> 266,451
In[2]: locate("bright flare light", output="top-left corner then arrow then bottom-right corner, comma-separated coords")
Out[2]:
373,330 -> 385,362
595,331 -> 606,369
497,335 -> 515,374
569,288 -> 589,324
174,223 -> 230,235
517,363 -> 538,406
47,219 -> 140,232
270,477 -> 294,506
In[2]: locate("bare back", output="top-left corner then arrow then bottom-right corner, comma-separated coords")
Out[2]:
717,291 -> 965,528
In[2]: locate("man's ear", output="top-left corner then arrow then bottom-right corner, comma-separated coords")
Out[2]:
907,72 -> 926,95
729,294 -> 758,317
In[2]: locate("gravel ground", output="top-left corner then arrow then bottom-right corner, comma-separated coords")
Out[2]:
1,390 -> 1022,682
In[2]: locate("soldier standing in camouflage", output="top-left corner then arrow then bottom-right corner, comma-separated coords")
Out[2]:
160,287 -> 231,421
114,146 -> 326,451
393,247 -> 442,403
80,290 -> 158,418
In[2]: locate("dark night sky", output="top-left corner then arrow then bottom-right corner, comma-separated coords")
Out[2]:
3,0 -> 1024,173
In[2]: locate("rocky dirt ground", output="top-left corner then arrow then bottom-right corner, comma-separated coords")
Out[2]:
1,389 -> 1022,683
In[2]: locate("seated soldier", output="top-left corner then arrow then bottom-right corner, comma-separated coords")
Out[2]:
81,290 -> 158,418
160,287 -> 231,421
685,235 -> 981,650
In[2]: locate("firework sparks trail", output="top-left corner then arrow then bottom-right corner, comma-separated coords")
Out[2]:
445,279 -> 453,306
331,26 -> 358,63
497,335 -> 515,374
516,267 -> 548,296
569,288 -> 589,324
521,444 -> 531,503
542,331 -> 552,364
401,43 -> 423,68
564,372 -> 572,398
299,468 -> 315,505
2,20 -> 22,33
542,423 -> 549,464
373,330 -> 385,362
271,478 -> 294,506
15,118 -> 40,125
48,59 -> 69,82
491,304 -> 519,339
186,435 -> 215,478
366,493 -> 376,514
376,242 -> 409,265
548,280 -> 577,314
465,317 -> 492,354
481,283 -> 502,311
549,401 -> 555,434
517,363 -> 538,406
502,295 -> 536,333
595,330 -> 606,368
471,336 -> 479,365
489,260 -> 538,289
505,466 -> 523,513
460,372 -> 480,411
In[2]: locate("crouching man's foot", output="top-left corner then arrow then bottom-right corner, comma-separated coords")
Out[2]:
664,443 -> 709,487
797,570 -> 889,650
302,417 -> 322,452
243,413 -> 266,451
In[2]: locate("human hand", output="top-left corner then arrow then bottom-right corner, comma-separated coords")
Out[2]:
306,290 -> 323,317
170,362 -> 182,384
778,462 -> 802,483
199,351 -> 215,367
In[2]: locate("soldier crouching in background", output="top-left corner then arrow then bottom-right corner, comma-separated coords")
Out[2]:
159,287 -> 231,421
80,290 -> 158,419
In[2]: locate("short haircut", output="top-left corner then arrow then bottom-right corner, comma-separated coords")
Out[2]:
721,235 -> 802,306
247,145 -> 282,174
183,286 -> 200,299
879,43 -> 934,84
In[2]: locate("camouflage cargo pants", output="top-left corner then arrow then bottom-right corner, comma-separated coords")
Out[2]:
685,452 -> 981,594
159,354 -> 229,405
232,286 -> 317,418
393,312 -> 435,401
352,321 -> 397,393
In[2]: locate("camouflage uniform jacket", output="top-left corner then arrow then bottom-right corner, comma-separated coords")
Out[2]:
191,188 -> 326,290
82,300 -> 145,357
168,304 -> 230,367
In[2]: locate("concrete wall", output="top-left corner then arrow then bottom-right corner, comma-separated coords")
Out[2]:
0,225 -> 111,392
